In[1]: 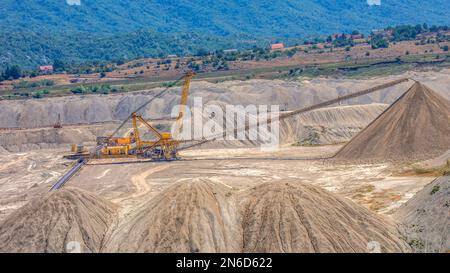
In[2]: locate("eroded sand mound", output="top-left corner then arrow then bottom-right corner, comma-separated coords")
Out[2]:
0,187 -> 117,253
335,82 -> 450,162
106,180 -> 409,253
0,180 -> 412,253
4,70 -> 450,129
282,103 -> 387,145
105,179 -> 241,253
0,102 -> 386,152
395,175 -> 450,253
240,182 -> 410,253
192,103 -> 387,150
0,123 -> 118,152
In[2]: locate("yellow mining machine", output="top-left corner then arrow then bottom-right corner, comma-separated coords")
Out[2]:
55,77 -> 413,190
63,144 -> 90,159
95,71 -> 195,161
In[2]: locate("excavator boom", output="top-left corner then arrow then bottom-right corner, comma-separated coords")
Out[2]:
91,71 -> 195,160
174,71 -> 195,137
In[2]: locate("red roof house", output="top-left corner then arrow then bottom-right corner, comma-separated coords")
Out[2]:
351,34 -> 364,39
271,43 -> 285,50
39,65 -> 54,74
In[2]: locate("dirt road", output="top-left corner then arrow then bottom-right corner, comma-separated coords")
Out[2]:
112,164 -> 170,203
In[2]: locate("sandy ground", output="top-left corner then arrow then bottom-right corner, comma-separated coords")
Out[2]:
395,175 -> 450,253
0,71 -> 447,253
54,145 -> 434,220
0,144 -> 437,253
0,148 -> 70,221
0,145 -> 436,225
0,137 -> 438,253
1,70 -> 447,224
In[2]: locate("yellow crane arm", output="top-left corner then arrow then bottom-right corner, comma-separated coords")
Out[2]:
135,113 -> 163,139
177,78 -> 411,151
174,71 -> 195,137
106,74 -> 186,142
132,113 -> 141,146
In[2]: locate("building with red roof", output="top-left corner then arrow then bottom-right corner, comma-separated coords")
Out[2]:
39,65 -> 54,74
271,43 -> 285,50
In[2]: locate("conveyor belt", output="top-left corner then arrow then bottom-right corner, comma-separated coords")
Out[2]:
50,159 -> 86,191
179,78 -> 410,150
51,78 -> 410,190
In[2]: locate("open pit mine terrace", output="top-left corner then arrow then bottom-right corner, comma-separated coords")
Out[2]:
0,70 -> 449,254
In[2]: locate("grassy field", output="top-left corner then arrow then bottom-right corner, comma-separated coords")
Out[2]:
1,53 -> 449,100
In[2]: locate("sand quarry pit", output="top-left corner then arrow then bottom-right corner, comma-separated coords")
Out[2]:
0,145 -> 441,253
0,71 -> 449,253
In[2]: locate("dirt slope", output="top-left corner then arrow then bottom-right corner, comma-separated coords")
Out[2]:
240,182 -> 410,253
0,123 -> 119,152
0,104 -> 386,152
334,82 -> 450,162
0,187 -> 117,253
4,70 -> 450,129
281,103 -> 387,145
105,179 -> 409,253
105,179 -> 241,253
395,175 -> 450,253
185,103 -> 387,150
0,179 -> 412,253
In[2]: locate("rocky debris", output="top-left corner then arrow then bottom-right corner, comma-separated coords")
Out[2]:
395,175 -> 450,253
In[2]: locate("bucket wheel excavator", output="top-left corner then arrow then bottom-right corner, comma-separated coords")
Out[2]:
94,71 -> 195,161
65,71 -> 195,161
56,77 -> 412,190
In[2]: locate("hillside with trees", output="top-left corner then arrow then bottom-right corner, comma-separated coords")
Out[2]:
1,0 -> 449,69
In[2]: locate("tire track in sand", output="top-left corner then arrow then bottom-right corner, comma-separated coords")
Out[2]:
106,164 -> 171,239
112,164 -> 170,203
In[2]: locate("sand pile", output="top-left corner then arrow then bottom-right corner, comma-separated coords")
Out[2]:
0,102 -> 385,152
334,82 -> 450,162
0,127 -> 97,152
192,103 -> 387,149
0,124 -> 118,152
395,175 -> 449,253
105,179 -> 241,253
0,180 -> 412,253
105,180 -> 409,253
0,187 -> 117,253
240,182 -> 410,253
282,103 -> 387,145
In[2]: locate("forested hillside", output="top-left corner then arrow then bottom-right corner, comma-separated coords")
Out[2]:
1,0 -> 449,68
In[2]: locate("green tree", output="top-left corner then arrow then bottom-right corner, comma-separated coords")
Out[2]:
371,34 -> 389,49
196,48 -> 209,57
3,65 -> 22,80
53,59 -> 65,72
